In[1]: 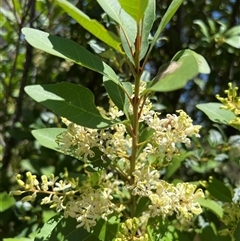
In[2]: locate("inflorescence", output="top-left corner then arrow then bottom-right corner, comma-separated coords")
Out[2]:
10,81 -> 204,235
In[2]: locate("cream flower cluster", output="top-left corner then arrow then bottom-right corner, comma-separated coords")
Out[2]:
216,82 -> 240,126
128,167 -> 204,222
58,83 -> 201,165
143,110 -> 201,161
10,172 -> 115,232
57,102 -> 132,165
115,217 -> 149,241
11,81 -> 204,233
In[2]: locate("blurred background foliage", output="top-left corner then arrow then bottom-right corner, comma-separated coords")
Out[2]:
0,0 -> 240,239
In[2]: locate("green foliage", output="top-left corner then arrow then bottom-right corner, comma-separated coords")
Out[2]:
145,49 -> 209,92
55,0 -> 122,53
198,198 -> 223,218
21,28 -> 119,83
31,128 -> 66,153
197,103 -> 236,126
103,77 -> 132,116
25,83 -> 115,129
1,0 -> 240,240
147,0 -> 183,56
0,192 -> 16,212
118,0 -> 148,23
33,214 -> 119,241
193,19 -> 240,50
207,177 -> 232,203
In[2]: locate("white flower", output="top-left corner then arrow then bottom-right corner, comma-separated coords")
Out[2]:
53,180 -> 72,192
128,167 -> 160,196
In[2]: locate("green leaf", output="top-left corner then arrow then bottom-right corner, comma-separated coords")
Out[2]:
103,77 -> 132,116
172,49 -> 210,74
118,0 -> 148,23
25,83 -> 115,129
96,0 -> 122,24
200,225 -> 231,241
207,177 -> 232,202
191,51 -> 210,74
35,214 -> 119,241
164,152 -> 192,180
207,18 -> 216,34
0,192 -> 15,212
198,198 -> 223,218
146,49 -> 199,92
225,36 -> 240,49
190,159 -> 218,173
148,0 -> 183,56
47,217 -> 92,241
35,214 -> 64,241
134,197 -> 150,217
55,0 -> 122,53
31,128 -> 66,153
97,0 -> 137,64
139,125 -> 155,144
93,216 -> 120,241
43,210 -> 57,223
85,147 -> 111,172
224,25 -> 240,37
196,102 -> 236,125
193,19 -> 210,39
234,222 -> 240,241
119,12 -> 137,64
140,0 -> 155,60
21,28 -> 119,84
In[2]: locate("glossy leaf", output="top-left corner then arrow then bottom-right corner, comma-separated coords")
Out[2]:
96,0 -> 122,24
31,128 -> 66,153
234,222 -> 240,241
119,16 -> 136,64
172,49 -> 210,73
225,25 -> 240,37
35,214 -> 64,241
0,192 -> 15,212
97,0 -> 137,63
164,152 -> 193,180
92,217 -> 120,241
21,28 -> 119,84
207,177 -> 232,202
193,19 -> 210,39
198,198 -> 223,218
85,147 -> 111,172
146,50 -> 199,92
118,0 -> 148,23
134,197 -> 151,217
200,225 -> 231,241
191,51 -> 210,74
148,0 -> 183,56
207,18 -> 216,34
196,102 -> 236,125
225,36 -> 240,49
55,0 -> 122,53
139,125 -> 155,144
140,0 -> 155,60
25,83 -> 115,129
208,129 -> 224,146
35,214 -> 119,241
103,76 -> 132,115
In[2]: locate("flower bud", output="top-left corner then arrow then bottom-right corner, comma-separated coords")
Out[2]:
21,195 -> 33,202
9,190 -> 23,196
